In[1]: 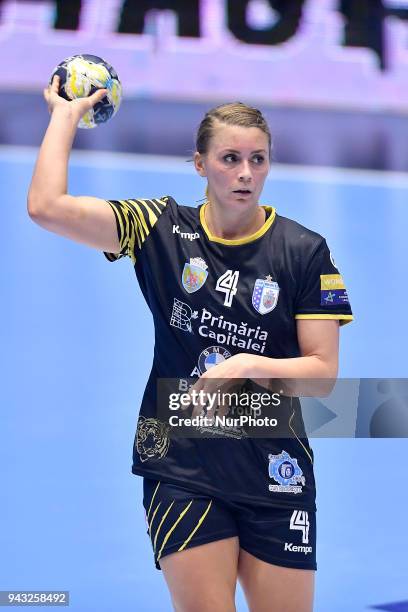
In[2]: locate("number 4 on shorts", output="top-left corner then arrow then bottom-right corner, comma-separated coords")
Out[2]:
215,269 -> 239,307
290,510 -> 310,544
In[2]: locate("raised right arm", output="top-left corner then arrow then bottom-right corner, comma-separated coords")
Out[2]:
27,76 -> 120,253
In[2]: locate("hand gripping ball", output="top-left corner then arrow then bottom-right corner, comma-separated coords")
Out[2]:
50,54 -> 122,128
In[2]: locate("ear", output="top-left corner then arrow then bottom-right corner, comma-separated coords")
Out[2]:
194,152 -> 207,177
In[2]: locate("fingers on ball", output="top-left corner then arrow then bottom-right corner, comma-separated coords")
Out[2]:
92,88 -> 108,102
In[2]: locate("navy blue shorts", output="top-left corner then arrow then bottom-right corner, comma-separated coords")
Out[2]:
142,478 -> 317,571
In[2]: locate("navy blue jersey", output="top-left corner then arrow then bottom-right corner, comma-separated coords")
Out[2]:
104,196 -> 353,510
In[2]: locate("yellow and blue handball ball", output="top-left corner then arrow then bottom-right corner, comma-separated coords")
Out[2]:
50,54 -> 122,128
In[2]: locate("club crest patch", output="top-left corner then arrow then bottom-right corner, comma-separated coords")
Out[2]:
182,257 -> 208,293
268,450 -> 305,494
252,276 -> 280,314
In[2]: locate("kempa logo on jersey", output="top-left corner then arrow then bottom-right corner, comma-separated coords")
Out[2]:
172,225 -> 200,241
284,542 -> 312,555
169,302 -> 269,354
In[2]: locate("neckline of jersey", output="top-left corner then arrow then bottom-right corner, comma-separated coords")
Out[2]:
199,202 -> 276,246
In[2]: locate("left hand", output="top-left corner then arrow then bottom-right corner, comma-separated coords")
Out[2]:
186,353 -> 249,419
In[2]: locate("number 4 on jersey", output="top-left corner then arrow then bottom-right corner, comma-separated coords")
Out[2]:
290,510 -> 310,544
215,270 -> 239,307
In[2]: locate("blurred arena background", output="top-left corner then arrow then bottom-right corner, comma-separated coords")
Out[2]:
1,1 -> 407,611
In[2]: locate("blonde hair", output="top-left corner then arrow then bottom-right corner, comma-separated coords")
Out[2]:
195,102 -> 272,158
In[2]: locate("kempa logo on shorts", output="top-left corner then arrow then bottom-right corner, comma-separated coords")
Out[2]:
285,510 -> 312,554
173,225 -> 200,241
284,542 -> 312,555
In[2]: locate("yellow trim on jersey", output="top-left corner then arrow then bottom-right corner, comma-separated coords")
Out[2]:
296,314 -> 354,326
133,210 -> 146,246
132,200 -> 150,235
178,500 -> 213,552
104,197 -> 168,264
137,199 -> 160,226
113,200 -> 127,246
200,202 -> 276,245
151,197 -> 169,214
149,199 -> 164,214
295,314 -> 353,320
156,500 -> 194,562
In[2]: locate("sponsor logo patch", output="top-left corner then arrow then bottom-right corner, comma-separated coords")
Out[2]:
170,298 -> 198,333
320,274 -> 349,306
198,345 -> 232,374
170,305 -> 269,354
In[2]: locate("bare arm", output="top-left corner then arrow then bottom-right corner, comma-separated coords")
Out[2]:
27,76 -> 120,253
245,319 -> 339,379
244,319 -> 339,396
